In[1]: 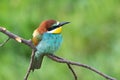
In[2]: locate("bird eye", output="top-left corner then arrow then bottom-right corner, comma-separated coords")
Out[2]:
47,22 -> 60,31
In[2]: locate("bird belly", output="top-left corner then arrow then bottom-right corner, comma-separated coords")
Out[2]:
35,33 -> 62,57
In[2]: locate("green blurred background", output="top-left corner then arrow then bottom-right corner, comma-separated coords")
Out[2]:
0,0 -> 120,80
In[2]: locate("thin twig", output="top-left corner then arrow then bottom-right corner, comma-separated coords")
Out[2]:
67,64 -> 77,80
45,54 -> 77,80
47,54 -> 116,80
0,27 -> 36,80
0,27 -> 35,49
24,49 -> 36,80
0,37 -> 10,47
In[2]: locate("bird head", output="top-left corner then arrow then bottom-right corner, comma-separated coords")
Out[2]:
32,19 -> 69,45
35,19 -> 70,34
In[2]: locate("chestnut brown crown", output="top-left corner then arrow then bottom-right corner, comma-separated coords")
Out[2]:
37,20 -> 57,34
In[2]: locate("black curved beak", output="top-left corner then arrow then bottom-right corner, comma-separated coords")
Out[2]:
59,22 -> 70,26
47,21 -> 70,31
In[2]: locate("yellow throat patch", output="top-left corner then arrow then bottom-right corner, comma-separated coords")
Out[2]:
47,27 -> 62,34
53,27 -> 62,33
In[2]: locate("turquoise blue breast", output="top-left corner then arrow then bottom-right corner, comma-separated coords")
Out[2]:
36,33 -> 62,56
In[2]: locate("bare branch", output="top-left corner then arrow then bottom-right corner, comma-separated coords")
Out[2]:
0,37 -> 10,47
0,27 -> 116,80
0,27 -> 36,80
0,27 -> 35,49
67,64 -> 77,80
47,54 -> 116,80
24,49 -> 36,80
45,54 -> 77,80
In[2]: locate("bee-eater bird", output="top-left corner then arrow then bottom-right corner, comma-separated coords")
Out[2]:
31,19 -> 70,71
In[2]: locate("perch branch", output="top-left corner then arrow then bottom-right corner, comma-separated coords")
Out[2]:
24,49 -> 36,80
0,27 -> 116,80
47,54 -> 116,80
0,27 -> 35,49
0,27 -> 36,80
46,54 -> 77,80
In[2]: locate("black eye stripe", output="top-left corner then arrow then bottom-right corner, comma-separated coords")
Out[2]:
47,25 -> 59,31
47,22 -> 70,31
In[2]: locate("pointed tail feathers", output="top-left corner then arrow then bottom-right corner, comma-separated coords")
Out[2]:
31,53 -> 44,71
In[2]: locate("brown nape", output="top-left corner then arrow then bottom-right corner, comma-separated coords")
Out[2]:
37,19 -> 56,34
